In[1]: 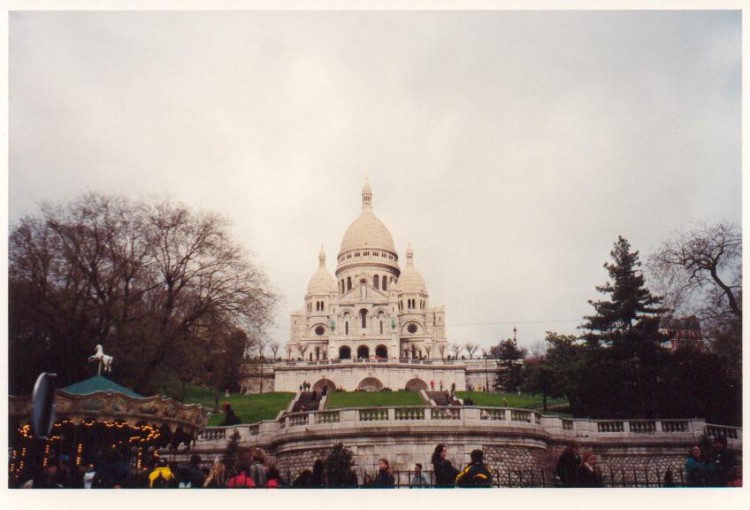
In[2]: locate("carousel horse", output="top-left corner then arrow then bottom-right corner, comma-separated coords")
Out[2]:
88,344 -> 113,373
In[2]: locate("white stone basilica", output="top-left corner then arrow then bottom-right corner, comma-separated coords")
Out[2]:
288,182 -> 448,362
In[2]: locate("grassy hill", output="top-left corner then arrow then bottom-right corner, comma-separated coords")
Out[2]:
326,390 -> 425,409
456,391 -> 569,411
182,386 -> 295,426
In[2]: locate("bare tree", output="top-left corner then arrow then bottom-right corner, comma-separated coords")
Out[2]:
649,223 -> 741,319
298,343 -> 310,361
439,344 -> 446,360
449,343 -> 463,359
9,193 -> 278,394
464,342 -> 479,359
528,341 -> 547,359
269,341 -> 281,360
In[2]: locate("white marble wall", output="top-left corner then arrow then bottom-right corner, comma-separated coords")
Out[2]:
273,362 -> 468,392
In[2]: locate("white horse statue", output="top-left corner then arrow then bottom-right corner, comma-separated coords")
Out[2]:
88,344 -> 113,374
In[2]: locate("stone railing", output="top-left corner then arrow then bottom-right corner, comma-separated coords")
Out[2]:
276,359 -> 467,368
705,423 -> 741,439
195,407 -> 741,451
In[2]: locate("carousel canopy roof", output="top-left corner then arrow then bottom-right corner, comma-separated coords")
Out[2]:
61,376 -> 143,399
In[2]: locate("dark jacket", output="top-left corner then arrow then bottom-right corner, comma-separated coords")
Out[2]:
433,459 -> 459,487
455,462 -> 493,487
372,469 -> 395,488
574,464 -> 603,488
555,449 -> 581,486
685,456 -> 708,487
710,448 -> 737,486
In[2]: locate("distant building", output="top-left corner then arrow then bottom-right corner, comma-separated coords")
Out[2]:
659,315 -> 703,351
241,182 -> 497,393
288,181 -> 448,362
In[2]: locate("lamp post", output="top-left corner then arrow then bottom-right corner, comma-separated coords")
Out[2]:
632,354 -> 645,417
541,366 -> 549,412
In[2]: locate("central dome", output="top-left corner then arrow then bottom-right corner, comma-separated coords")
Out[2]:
339,182 -> 396,255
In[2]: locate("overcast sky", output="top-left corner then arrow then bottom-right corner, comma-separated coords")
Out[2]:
9,10 -> 741,354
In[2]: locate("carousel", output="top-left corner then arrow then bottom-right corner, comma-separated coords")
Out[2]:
8,346 -> 208,487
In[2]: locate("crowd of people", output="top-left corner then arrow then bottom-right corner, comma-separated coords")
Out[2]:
553,442 -> 604,488
553,437 -> 742,488
684,436 -> 741,487
18,437 -> 741,489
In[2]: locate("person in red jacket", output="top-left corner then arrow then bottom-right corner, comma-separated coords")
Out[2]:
226,463 -> 255,488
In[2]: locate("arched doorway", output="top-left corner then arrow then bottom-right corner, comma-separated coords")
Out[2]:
375,345 -> 388,359
357,377 -> 384,391
357,345 -> 370,359
405,378 -> 428,392
339,346 -> 351,359
313,378 -> 336,393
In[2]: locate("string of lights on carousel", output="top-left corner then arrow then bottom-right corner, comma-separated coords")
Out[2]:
9,418 -> 164,484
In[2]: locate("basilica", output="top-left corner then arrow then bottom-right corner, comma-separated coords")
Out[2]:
288,182 -> 449,362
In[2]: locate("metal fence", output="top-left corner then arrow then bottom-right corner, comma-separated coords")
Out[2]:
356,467 -> 699,488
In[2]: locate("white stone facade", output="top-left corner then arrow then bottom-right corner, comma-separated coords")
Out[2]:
288,182 -> 448,366
273,360 -> 468,393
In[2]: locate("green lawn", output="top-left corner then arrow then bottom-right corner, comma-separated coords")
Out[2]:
455,391 -> 568,410
326,390 -> 426,409
183,388 -> 295,426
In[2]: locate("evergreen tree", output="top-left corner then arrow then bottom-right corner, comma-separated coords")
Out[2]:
324,443 -> 358,487
581,236 -> 668,350
491,338 -> 526,392
577,237 -> 670,418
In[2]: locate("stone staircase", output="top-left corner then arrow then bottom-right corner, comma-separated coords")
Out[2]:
292,391 -> 321,412
426,391 -> 461,406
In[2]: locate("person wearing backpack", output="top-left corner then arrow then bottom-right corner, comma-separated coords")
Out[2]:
247,449 -> 267,488
226,463 -> 256,488
177,454 -> 205,488
455,449 -> 493,488
148,458 -> 174,488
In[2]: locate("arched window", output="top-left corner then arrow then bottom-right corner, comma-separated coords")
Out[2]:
382,276 -> 387,291
357,345 -> 370,359
374,275 -> 379,289
360,309 -> 367,329
380,320 -> 383,334
347,277 -> 352,291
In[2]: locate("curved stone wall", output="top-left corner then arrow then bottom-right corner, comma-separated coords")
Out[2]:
192,407 -> 742,484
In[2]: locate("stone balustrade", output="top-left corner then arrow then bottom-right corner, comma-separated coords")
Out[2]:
191,407 -> 741,483
196,406 -> 741,449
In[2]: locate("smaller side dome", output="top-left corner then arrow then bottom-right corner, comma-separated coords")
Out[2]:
397,244 -> 427,294
307,246 -> 336,295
